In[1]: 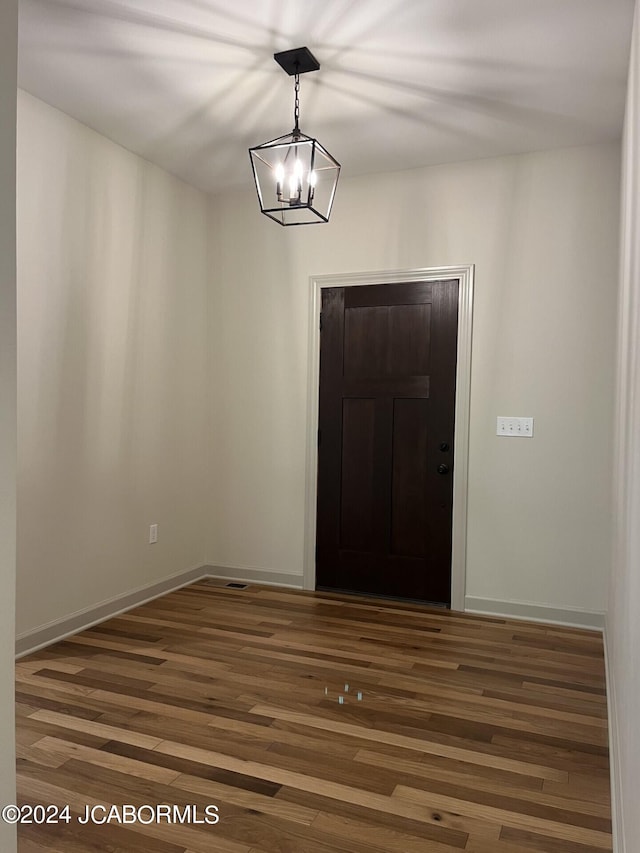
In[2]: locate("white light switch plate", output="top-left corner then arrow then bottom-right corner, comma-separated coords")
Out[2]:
497,416 -> 534,437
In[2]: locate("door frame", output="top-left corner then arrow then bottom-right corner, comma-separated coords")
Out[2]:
303,265 -> 474,611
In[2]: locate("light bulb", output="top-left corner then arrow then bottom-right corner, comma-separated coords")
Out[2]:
275,163 -> 284,202
307,169 -> 317,204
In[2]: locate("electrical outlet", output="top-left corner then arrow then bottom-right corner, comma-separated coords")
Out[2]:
496,416 -> 534,437
149,523 -> 158,544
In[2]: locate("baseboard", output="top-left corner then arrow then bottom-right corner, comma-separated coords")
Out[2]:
604,619 -> 624,853
15,563 -> 305,658
464,596 -> 605,630
203,564 -> 303,589
15,564 -> 210,658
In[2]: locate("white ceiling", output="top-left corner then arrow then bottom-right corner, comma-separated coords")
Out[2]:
18,0 -> 635,194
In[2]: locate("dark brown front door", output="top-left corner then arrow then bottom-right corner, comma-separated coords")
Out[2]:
316,280 -> 458,605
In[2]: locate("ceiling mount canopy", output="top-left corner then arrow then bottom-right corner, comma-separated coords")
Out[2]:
273,46 -> 320,76
249,47 -> 340,226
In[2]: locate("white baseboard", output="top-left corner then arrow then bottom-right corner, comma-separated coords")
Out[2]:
15,563 -> 304,658
464,596 -> 605,630
604,620 -> 624,853
16,574 -> 605,657
15,564 -> 210,658
203,564 -> 303,589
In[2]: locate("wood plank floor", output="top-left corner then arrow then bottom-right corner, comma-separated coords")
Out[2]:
15,582 -> 611,852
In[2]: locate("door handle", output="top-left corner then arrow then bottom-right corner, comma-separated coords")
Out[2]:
437,464 -> 450,475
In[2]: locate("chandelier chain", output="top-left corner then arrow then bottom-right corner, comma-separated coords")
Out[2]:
294,73 -> 300,132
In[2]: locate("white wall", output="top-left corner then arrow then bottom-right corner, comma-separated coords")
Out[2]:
207,143 -> 620,619
16,92 -> 209,638
608,1 -> 640,850
0,4 -> 18,849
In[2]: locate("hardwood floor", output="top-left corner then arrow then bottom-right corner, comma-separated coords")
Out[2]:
15,582 -> 611,852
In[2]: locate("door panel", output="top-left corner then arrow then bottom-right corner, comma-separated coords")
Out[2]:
391,398 -> 429,558
316,279 -> 458,605
340,398 -> 375,550
344,308 -> 388,376
344,304 -> 432,377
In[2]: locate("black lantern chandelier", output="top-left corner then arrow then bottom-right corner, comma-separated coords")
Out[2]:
249,47 -> 340,226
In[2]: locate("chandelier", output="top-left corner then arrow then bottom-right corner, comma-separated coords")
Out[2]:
249,47 -> 340,226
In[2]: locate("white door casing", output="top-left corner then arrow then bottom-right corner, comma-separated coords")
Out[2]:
303,265 -> 474,611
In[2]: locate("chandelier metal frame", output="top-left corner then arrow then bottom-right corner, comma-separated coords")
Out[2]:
249,47 -> 341,226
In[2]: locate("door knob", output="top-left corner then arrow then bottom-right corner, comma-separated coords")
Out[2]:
437,464 -> 450,475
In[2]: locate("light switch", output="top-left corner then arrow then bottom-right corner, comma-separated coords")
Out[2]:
497,416 -> 534,437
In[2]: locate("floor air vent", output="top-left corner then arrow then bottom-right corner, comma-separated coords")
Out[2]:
225,582 -> 249,589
